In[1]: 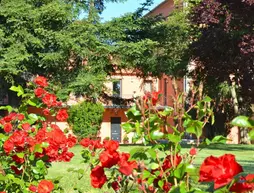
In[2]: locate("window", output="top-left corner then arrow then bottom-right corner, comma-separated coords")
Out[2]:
112,80 -> 121,105
113,80 -> 121,97
144,81 -> 153,93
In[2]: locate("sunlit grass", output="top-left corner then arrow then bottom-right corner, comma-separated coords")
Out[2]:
47,144 -> 254,193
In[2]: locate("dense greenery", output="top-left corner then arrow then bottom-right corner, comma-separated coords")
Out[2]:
67,101 -> 104,139
188,0 -> 254,114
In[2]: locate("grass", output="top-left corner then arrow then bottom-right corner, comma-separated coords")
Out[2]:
47,144 -> 254,193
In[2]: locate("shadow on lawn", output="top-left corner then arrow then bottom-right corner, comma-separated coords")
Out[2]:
204,144 -> 254,152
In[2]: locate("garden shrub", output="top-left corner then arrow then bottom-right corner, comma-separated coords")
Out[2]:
68,101 -> 104,139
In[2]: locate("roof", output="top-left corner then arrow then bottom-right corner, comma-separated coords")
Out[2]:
145,0 -> 169,17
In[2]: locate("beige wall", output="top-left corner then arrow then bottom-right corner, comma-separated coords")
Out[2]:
104,75 -> 159,99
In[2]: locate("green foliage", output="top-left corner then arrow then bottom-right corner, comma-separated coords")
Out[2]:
231,116 -> 254,141
67,101 -> 104,139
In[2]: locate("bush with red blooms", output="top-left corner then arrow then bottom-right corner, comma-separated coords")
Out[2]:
0,75 -> 76,193
83,90 -> 253,193
80,138 -> 138,192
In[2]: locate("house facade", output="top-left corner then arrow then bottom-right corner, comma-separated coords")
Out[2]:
99,0 -> 185,143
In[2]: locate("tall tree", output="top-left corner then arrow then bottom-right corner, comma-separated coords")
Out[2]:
189,0 -> 254,115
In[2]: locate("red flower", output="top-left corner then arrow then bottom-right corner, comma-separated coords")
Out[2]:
111,181 -> 120,191
56,109 -> 68,121
151,91 -> 161,105
199,154 -> 243,189
103,140 -> 119,153
162,154 -> 182,171
42,93 -> 57,107
29,185 -> 38,192
11,165 -> 23,175
99,150 -> 119,168
3,140 -> 14,154
4,123 -> 12,133
80,138 -> 91,147
38,180 -> 54,193
34,87 -> 46,98
90,166 -> 107,188
3,112 -> 17,122
16,114 -> 25,121
43,108 -> 50,116
34,76 -> 48,87
189,147 -> 197,156
67,134 -> 77,148
12,155 -> 25,164
163,182 -> 172,192
118,153 -> 137,176
230,182 -> 253,193
22,123 -> 30,131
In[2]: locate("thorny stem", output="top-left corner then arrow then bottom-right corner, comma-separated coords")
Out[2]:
155,151 -> 168,183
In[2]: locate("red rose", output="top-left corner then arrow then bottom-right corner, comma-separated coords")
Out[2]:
29,185 -> 38,192
151,91 -> 161,105
189,147 -> 197,156
42,93 -> 57,107
199,154 -> 243,189
12,155 -> 25,164
3,112 -> 17,122
3,140 -> 14,154
162,154 -> 182,171
111,181 -> 120,191
11,165 -> 23,175
230,182 -> 253,193
99,150 -> 119,168
103,140 -> 119,153
22,123 -> 30,131
4,123 -> 12,133
67,134 -> 77,148
43,108 -> 50,116
90,166 -> 107,188
38,180 -> 54,193
56,109 -> 68,121
16,114 -> 25,121
34,76 -> 48,87
163,182 -> 172,192
118,153 -> 137,176
80,138 -> 91,147
34,87 -> 46,98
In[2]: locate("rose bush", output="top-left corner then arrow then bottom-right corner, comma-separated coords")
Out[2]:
81,90 -> 254,193
0,76 -> 76,192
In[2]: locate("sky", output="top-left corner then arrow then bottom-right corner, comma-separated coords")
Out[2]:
100,0 -> 163,21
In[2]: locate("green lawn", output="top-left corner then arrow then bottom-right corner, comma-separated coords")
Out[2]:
47,144 -> 254,193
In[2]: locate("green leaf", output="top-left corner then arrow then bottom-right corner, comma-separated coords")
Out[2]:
130,147 -> 148,160
159,107 -> 174,116
150,163 -> 159,170
203,96 -> 212,102
150,130 -> 164,140
10,85 -> 24,97
158,180 -> 164,188
249,129 -> 254,140
34,144 -> 43,153
142,170 -> 151,179
231,116 -> 254,128
173,163 -> 186,179
0,105 -> 13,113
185,120 -> 203,138
168,133 -> 181,143
121,122 -> 135,133
16,153 -> 24,158
211,135 -> 228,144
27,99 -> 37,106
147,148 -> 156,159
